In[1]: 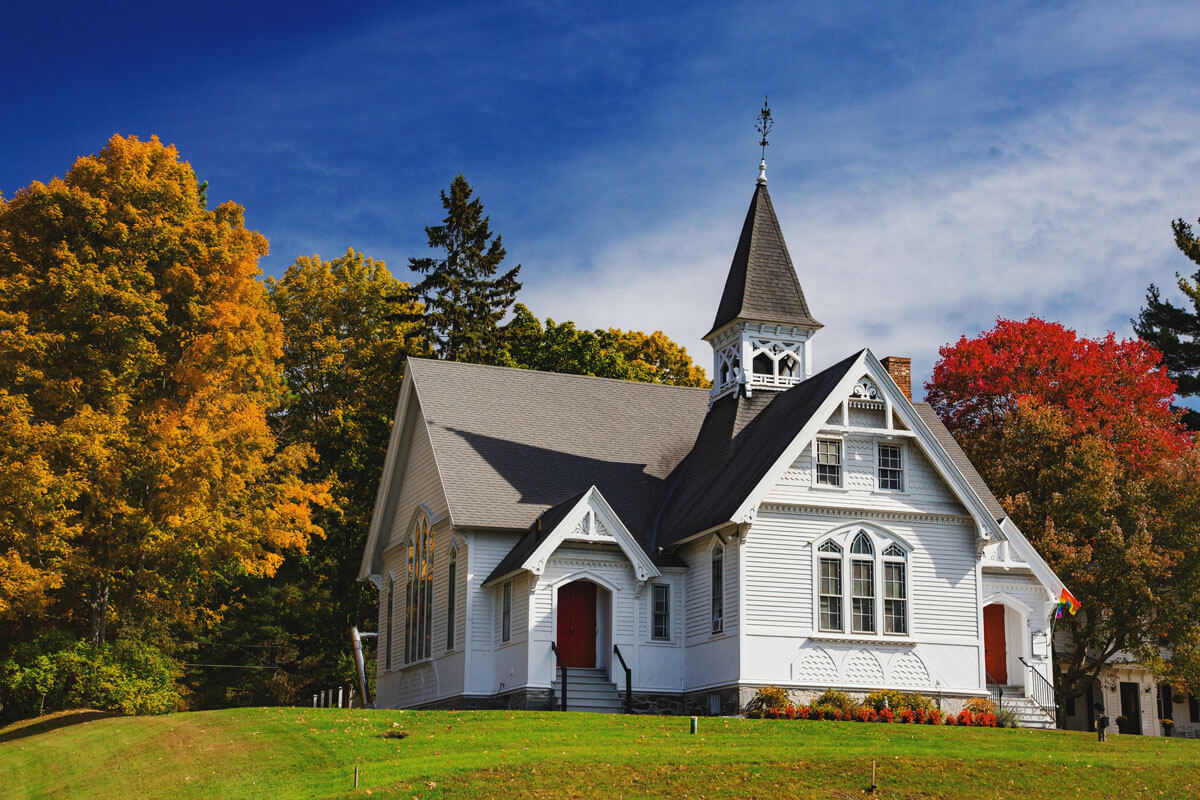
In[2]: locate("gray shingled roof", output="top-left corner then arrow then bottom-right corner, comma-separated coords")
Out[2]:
654,351 -> 864,549
407,358 -> 710,539
707,183 -> 822,337
912,402 -> 1007,522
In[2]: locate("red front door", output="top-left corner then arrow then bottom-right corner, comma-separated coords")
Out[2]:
557,581 -> 597,668
983,604 -> 1007,684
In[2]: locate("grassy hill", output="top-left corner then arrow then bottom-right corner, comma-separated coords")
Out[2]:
1,707 -> 1197,799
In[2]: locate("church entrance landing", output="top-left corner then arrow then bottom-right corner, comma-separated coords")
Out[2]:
557,580 -> 599,668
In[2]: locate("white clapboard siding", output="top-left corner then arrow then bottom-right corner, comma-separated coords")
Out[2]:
385,408 -> 449,551
470,532 -> 520,648
681,536 -> 739,643
743,512 -> 816,630
767,439 -> 965,516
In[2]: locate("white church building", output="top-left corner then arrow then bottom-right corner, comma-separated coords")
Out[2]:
358,161 -> 1067,725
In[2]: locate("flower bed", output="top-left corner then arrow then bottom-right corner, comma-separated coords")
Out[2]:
760,704 -> 996,727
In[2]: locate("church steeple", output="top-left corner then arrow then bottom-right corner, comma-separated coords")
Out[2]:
705,100 -> 821,402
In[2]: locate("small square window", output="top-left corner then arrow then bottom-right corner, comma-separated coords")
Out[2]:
651,585 -> 670,641
816,439 -> 842,487
878,444 -> 903,491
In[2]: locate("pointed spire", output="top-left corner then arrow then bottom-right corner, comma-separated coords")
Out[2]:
705,181 -> 821,339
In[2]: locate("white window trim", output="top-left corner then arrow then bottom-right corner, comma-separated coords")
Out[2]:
500,580 -> 512,643
875,441 -> 907,494
811,526 -> 912,640
651,583 -> 671,642
812,436 -> 846,490
445,547 -> 458,653
710,539 -> 725,636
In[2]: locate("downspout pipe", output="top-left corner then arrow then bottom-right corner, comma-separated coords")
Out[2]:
351,626 -> 377,709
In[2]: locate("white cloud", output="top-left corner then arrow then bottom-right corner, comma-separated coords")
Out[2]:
521,101 -> 1200,398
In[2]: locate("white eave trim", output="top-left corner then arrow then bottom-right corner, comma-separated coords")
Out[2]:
358,369 -> 416,581
996,516 -> 1067,599
482,486 -> 660,588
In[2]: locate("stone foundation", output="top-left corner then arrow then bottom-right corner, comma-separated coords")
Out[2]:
622,692 -> 685,715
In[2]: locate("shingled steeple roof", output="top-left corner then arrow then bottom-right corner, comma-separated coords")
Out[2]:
706,182 -> 821,338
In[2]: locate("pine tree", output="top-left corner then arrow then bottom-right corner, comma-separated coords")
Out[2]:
1135,218 -> 1200,427
408,175 -> 521,363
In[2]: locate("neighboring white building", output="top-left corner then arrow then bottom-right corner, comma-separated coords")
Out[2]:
358,163 -> 1067,725
1061,657 -> 1200,738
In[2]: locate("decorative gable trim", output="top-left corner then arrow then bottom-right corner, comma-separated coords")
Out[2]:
359,370 -> 417,581
729,350 -> 1007,548
482,486 -> 660,588
991,517 -> 1065,600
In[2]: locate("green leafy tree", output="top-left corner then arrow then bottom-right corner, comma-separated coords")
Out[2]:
504,304 -> 709,386
1135,218 -> 1200,427
408,175 -> 521,363
188,250 -> 424,707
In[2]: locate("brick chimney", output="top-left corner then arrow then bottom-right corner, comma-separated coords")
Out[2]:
881,356 -> 912,400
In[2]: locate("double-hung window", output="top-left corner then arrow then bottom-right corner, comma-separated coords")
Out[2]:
878,444 -> 904,491
818,541 -> 843,632
816,439 -> 842,486
711,544 -> 724,634
850,533 -> 876,634
883,544 -> 908,634
652,584 -> 670,641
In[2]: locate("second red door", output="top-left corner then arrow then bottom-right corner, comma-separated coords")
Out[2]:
556,581 -> 597,668
983,604 -> 1007,684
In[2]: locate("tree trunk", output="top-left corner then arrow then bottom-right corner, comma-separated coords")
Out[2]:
89,579 -> 109,645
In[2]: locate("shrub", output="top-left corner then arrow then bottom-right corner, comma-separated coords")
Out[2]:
0,632 -> 180,720
963,697 -> 997,715
864,689 -> 934,713
878,707 -> 894,723
994,708 -> 1019,729
812,689 -> 859,714
749,685 -> 790,717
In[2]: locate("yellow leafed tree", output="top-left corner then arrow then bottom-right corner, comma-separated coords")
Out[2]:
0,134 -> 329,645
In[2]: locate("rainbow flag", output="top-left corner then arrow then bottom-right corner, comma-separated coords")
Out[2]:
1055,588 -> 1081,619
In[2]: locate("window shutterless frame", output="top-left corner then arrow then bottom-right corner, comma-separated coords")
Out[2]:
501,580 -> 512,643
877,443 -> 904,491
651,584 -> 670,641
711,543 -> 724,634
815,438 -> 843,487
814,528 -> 910,638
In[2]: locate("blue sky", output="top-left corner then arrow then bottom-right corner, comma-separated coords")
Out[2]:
6,1 -> 1200,398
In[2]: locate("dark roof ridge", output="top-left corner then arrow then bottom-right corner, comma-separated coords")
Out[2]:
407,357 -> 711,395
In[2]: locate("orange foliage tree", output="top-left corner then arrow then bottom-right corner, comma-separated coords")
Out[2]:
0,135 -> 328,648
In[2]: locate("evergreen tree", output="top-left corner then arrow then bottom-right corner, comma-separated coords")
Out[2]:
408,175 -> 521,363
1135,217 -> 1200,427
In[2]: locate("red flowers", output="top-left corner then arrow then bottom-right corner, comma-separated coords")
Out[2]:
756,703 -> 996,727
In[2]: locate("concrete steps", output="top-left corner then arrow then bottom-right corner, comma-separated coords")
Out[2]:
551,667 -> 623,713
997,688 -> 1056,730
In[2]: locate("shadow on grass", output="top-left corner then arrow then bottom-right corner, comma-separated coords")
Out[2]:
0,710 -> 116,745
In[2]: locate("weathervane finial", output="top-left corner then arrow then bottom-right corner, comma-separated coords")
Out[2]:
755,96 -> 773,185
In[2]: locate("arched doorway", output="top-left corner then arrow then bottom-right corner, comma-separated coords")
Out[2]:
983,603 -> 1008,684
557,580 -> 600,668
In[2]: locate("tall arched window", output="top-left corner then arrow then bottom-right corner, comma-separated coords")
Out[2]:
446,548 -> 457,651
385,576 -> 395,670
815,528 -> 909,637
711,543 -> 725,634
404,512 -> 434,663
850,532 -> 876,634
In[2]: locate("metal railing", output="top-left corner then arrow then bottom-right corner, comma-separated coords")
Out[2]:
612,645 -> 633,715
550,642 -> 567,711
1018,657 -> 1056,718
985,672 -> 1005,709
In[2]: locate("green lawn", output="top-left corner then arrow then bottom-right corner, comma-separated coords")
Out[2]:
1,707 -> 1196,799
